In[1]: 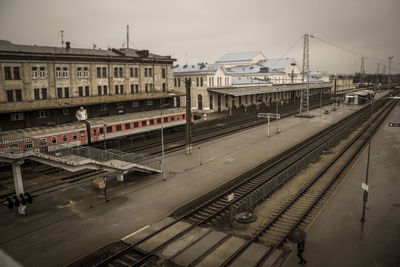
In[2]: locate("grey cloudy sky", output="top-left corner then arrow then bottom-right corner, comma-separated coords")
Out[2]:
0,0 -> 399,74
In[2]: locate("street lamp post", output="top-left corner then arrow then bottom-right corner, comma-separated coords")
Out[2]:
160,103 -> 169,181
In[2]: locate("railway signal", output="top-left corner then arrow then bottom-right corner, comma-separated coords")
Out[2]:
4,192 -> 33,209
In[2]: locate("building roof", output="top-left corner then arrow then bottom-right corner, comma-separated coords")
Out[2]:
231,78 -> 272,86
257,58 -> 296,70
0,40 -> 173,60
208,83 -> 332,97
173,63 -> 223,74
216,51 -> 265,63
228,64 -> 283,75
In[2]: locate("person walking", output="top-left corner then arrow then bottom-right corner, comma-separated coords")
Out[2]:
288,228 -> 307,264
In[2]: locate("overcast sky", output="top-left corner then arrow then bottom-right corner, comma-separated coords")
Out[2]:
0,0 -> 399,74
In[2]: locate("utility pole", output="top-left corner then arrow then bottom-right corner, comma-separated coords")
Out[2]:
185,79 -> 192,155
376,63 -> 380,87
360,57 -> 366,85
126,25 -> 129,49
60,30 -> 64,48
388,56 -> 393,90
299,33 -> 313,117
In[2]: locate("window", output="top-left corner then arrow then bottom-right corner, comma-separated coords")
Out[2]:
162,83 -> 166,92
106,126 -> 112,133
134,122 -> 139,128
182,114 -> 185,119
196,77 -> 199,87
51,136 -> 57,144
38,110 -> 49,118
42,88 -> 47,99
84,67 -> 89,78
102,67 -> 107,77
149,83 -> 153,91
144,68 -> 148,77
145,84 -> 148,93
120,84 -> 124,94
39,138 -> 47,147
103,85 -> 108,95
157,118 -> 161,124
56,67 -> 61,78
132,101 -> 139,108
24,141 -> 33,149
125,123 -> 131,130
13,67 -> 20,80
80,131 -> 85,138
149,68 -> 153,77
200,77 -> 203,87
210,94 -> 214,109
73,133 -> 77,140
171,116 -> 175,121
4,67 -> 12,80
64,87 -> 69,98
15,89 -> 22,101
85,86 -> 89,96
114,67 -> 118,77
116,125 -> 122,131
117,103 -> 124,109
131,84 -> 135,93
162,68 -> 166,79
135,84 -> 139,93
198,95 -> 203,110
135,67 -> 138,77
164,117 -> 168,123
115,85 -> 119,94
62,67 -> 68,78
98,85 -> 102,95
93,129 -> 97,136
119,67 -> 123,78
150,119 -> 155,125
32,67 -> 38,79
99,103 -> 108,111
99,128 -> 104,135
77,67 -> 82,78
34,88 -> 40,100
57,87 -> 63,98
130,68 -> 134,77
146,100 -> 153,106
178,78 -> 181,87
9,143 -> 19,149
62,135 -> 67,142
40,67 -> 45,78
174,78 -> 177,87
142,121 -> 147,126
78,86 -> 83,97
97,67 -> 101,78
10,113 -> 24,121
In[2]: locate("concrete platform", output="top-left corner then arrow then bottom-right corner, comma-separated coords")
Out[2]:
282,102 -> 400,266
0,95 -> 386,267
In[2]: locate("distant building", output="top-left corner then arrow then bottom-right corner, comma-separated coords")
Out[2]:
0,40 -> 182,131
215,51 -> 266,68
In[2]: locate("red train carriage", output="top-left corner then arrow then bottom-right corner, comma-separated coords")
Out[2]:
0,108 -> 190,151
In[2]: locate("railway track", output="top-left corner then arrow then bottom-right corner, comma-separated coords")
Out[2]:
93,96 -> 395,267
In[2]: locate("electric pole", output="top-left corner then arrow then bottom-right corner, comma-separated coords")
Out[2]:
388,56 -> 393,90
126,25 -> 129,49
185,79 -> 192,155
360,57 -> 366,85
299,33 -> 313,117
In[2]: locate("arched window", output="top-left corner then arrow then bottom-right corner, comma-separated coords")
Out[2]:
198,95 -> 203,110
209,94 -> 214,110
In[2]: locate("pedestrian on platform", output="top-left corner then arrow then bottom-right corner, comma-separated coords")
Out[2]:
288,228 -> 307,264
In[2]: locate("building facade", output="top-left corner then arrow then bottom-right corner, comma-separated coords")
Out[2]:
0,40 -> 182,131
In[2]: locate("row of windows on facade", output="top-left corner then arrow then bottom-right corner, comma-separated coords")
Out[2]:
5,82 -> 167,102
4,66 -> 167,80
174,76 -> 230,87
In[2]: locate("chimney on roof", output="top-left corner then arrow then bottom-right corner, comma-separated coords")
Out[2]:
66,41 -> 71,49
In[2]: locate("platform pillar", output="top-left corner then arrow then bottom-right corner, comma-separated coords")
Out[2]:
12,160 -> 26,215
116,172 -> 124,182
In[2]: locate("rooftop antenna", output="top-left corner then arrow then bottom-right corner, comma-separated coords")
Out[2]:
127,25 -> 129,49
60,30 -> 64,48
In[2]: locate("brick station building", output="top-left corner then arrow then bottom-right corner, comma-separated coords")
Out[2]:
0,40 -> 182,131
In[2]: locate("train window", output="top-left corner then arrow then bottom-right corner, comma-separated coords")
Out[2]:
164,117 -> 168,123
157,118 -> 161,124
182,114 -> 185,119
39,138 -> 47,146
150,119 -> 155,125
99,128 -> 104,135
9,143 -> 19,148
73,133 -> 77,140
116,125 -> 122,131
24,141 -> 33,149
80,131 -> 85,137
62,135 -> 67,142
106,126 -> 113,133
142,121 -> 147,127
51,136 -> 57,144
134,122 -> 139,128
171,116 -> 175,121
125,123 -> 131,130
93,129 -> 97,136
177,116 -> 180,120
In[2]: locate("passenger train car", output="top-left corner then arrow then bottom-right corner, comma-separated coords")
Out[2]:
0,108 -> 189,151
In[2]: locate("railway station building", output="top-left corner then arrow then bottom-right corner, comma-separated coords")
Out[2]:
0,40 -> 183,131
173,51 -> 332,113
